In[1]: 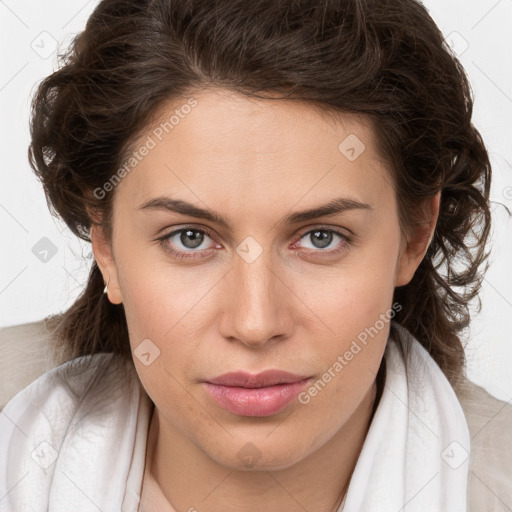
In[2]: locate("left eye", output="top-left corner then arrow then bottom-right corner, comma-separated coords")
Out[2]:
296,228 -> 348,251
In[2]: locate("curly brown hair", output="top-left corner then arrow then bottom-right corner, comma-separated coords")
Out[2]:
29,0 -> 492,386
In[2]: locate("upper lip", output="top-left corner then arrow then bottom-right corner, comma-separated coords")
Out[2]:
206,370 -> 311,388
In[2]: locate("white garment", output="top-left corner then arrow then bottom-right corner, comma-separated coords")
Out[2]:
0,323 -> 509,511
342,324 -> 470,511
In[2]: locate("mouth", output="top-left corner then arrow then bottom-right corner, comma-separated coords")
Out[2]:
203,370 -> 312,417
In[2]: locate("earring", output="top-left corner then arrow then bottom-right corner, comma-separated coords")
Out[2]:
103,276 -> 110,295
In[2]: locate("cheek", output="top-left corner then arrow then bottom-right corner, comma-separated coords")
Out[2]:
300,269 -> 392,391
114,235 -> 218,341
116,255 -> 213,425
292,252 -> 397,437
300,234 -> 399,340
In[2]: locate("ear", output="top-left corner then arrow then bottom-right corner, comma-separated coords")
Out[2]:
90,223 -> 123,304
395,191 -> 441,287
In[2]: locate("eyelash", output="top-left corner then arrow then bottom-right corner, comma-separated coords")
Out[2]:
156,225 -> 352,261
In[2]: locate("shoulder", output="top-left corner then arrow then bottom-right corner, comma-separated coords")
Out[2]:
0,320 -> 63,409
0,351 -> 147,510
0,352 -> 153,511
453,377 -> 512,510
0,350 -> 138,431
0,351 -> 136,446
0,353 -> 137,464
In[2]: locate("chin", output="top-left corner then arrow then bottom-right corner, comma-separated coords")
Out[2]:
204,436 -> 313,472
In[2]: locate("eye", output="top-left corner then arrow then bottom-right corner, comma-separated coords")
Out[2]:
157,226 -> 219,260
292,227 -> 351,257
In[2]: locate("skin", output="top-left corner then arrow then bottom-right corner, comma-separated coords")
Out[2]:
91,88 -> 440,512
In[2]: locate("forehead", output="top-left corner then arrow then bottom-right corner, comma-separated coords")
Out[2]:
114,88 -> 393,218
146,87 -> 374,153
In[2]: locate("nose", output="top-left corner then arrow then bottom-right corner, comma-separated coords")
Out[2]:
219,249 -> 293,348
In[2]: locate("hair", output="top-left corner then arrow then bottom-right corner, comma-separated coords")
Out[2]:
29,0 -> 492,387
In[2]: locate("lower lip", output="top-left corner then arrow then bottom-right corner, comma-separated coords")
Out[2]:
203,379 -> 311,417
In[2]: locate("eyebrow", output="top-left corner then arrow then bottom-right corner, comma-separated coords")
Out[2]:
138,195 -> 373,228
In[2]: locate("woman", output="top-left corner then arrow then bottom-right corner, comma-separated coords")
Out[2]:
0,0 -> 510,510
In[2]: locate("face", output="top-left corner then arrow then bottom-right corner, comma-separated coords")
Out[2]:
92,88 -> 436,471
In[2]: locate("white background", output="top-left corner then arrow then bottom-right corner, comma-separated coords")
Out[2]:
1,0 -> 511,401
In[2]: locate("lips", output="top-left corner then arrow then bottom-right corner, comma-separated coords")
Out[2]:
206,369 -> 311,388
203,370 -> 312,417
